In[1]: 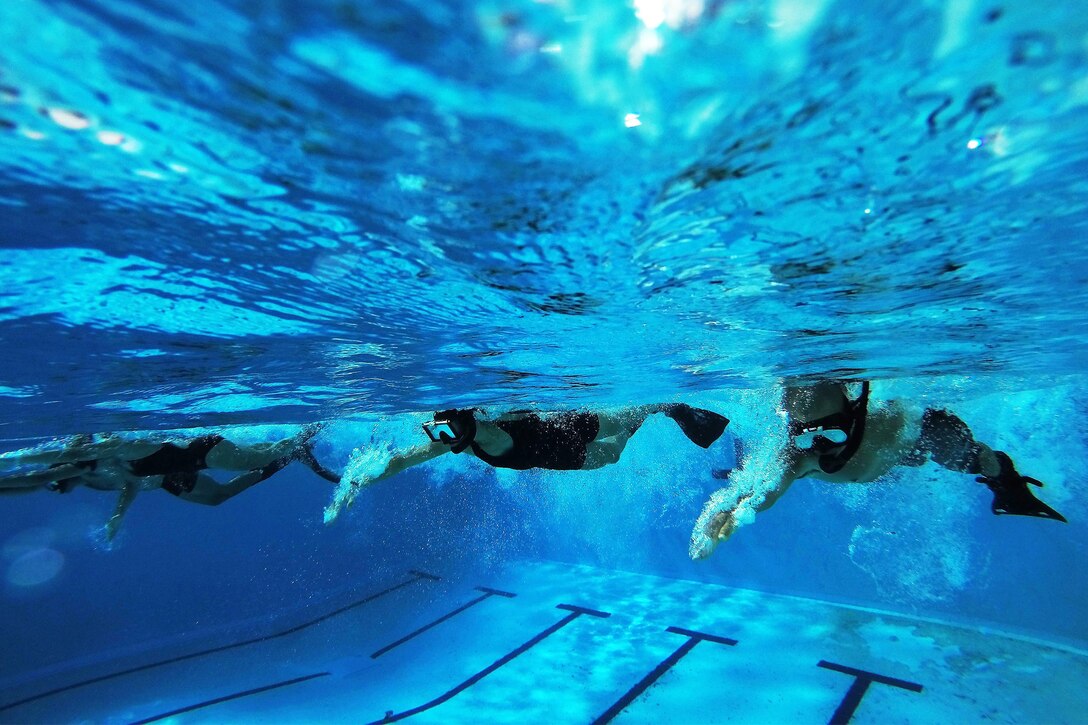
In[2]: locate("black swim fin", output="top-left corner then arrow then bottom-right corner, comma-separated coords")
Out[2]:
665,404 -> 729,449
976,452 -> 1067,523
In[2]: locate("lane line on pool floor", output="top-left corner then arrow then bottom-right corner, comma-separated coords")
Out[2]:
0,570 -> 439,714
369,603 -> 612,724
592,625 -> 739,725
371,586 -> 517,659
818,659 -> 923,725
128,671 -> 331,725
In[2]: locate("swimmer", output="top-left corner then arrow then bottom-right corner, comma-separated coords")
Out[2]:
690,382 -> 1066,560
345,404 -> 729,489
0,425 -> 339,540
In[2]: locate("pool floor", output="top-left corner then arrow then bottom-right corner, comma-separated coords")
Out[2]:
2,560 -> 1085,724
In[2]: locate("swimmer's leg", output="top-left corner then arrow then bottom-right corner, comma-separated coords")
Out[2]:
178,454 -> 294,506
596,404 -> 730,448
204,437 -> 295,471
296,443 -> 341,483
594,405 -> 669,439
665,405 -> 729,448
181,473 -> 257,506
208,425 -> 336,482
582,436 -> 630,470
582,407 -> 671,468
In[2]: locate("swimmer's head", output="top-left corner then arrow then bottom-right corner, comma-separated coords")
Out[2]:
784,382 -> 851,421
428,409 -> 477,453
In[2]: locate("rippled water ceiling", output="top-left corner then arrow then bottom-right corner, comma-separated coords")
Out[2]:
0,0 -> 1085,435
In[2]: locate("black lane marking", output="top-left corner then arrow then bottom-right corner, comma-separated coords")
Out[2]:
408,570 -> 441,581
129,672 -> 330,725
371,587 -> 517,659
0,571 -> 438,714
592,625 -> 738,725
818,660 -> 923,725
370,603 -> 611,724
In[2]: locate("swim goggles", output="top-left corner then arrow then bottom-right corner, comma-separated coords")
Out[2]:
791,425 -> 849,451
422,409 -> 477,454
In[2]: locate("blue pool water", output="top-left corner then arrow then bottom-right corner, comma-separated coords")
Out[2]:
1,0 -> 1087,722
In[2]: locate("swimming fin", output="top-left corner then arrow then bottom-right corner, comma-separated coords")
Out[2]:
665,404 -> 729,449
976,452 -> 1067,523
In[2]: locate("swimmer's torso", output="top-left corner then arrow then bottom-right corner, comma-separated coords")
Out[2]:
470,412 -> 600,470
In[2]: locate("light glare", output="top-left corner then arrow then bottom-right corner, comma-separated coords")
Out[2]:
97,130 -> 125,146
47,107 -> 91,130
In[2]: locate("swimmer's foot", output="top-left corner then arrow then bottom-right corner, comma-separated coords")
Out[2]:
296,443 -> 341,483
666,404 -> 730,449
976,452 -> 1067,523
298,422 -> 326,445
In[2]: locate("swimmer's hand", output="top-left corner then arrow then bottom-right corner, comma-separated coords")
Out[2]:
323,474 -> 371,524
323,446 -> 391,524
104,514 -> 123,542
689,489 -> 753,560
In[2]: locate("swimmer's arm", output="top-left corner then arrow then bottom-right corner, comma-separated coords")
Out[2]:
0,465 -> 81,488
2,435 -> 153,467
748,477 -> 793,514
323,442 -> 450,524
105,480 -> 139,542
689,451 -> 803,560
185,472 -> 264,505
0,439 -> 90,467
366,442 -> 450,485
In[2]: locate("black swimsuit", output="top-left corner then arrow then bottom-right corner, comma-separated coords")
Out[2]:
470,412 -> 600,471
126,434 -> 225,495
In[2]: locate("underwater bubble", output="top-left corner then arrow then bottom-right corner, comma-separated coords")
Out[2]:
6,547 -> 64,587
